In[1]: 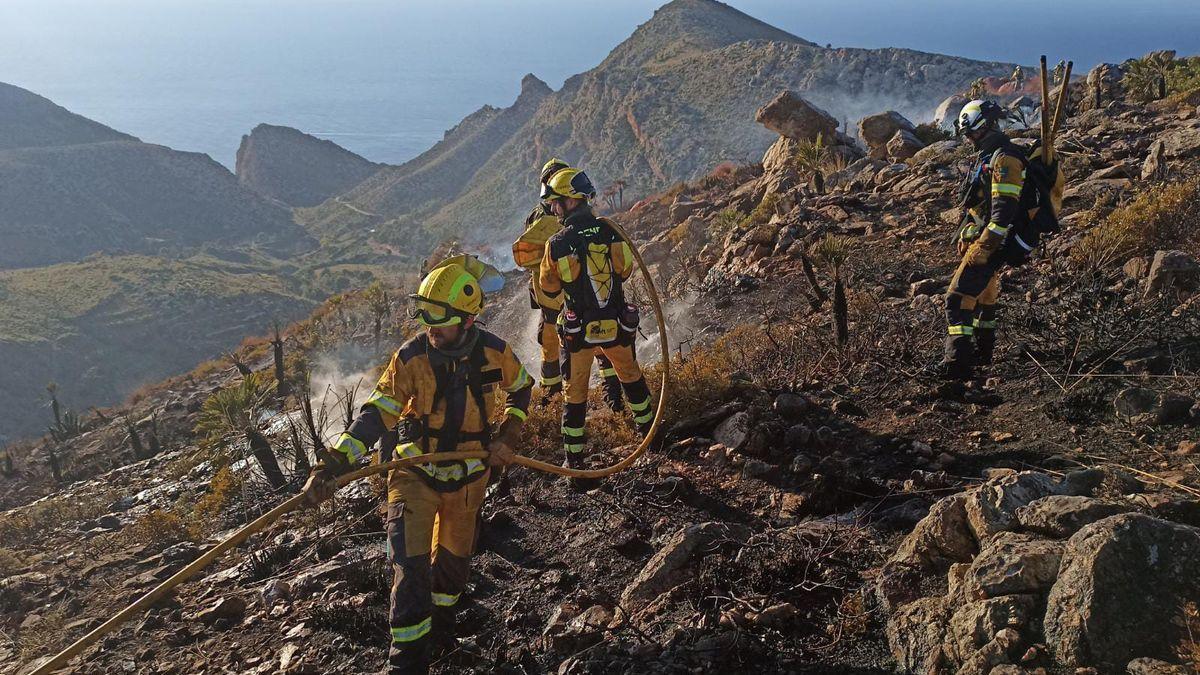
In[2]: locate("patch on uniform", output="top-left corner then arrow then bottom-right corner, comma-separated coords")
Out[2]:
481,369 -> 503,385
995,165 -> 1011,182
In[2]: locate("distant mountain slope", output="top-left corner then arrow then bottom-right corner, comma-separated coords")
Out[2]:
0,139 -> 313,269
306,0 -> 1015,253
235,124 -> 384,207
0,81 -> 136,150
302,74 -> 553,246
0,255 -> 315,439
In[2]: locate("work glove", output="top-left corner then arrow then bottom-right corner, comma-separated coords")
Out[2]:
487,439 -> 516,467
302,447 -> 351,507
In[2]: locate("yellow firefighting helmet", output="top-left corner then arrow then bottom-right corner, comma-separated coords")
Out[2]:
540,158 -> 571,184
407,255 -> 504,326
540,167 -> 596,201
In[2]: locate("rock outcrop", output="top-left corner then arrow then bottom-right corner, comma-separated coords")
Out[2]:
235,124 -> 384,207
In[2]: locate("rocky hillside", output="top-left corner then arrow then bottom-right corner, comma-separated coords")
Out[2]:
3,62 -> 1199,674
0,85 -> 333,439
305,0 -> 1016,256
0,81 -> 136,150
235,124 -> 384,208
0,255 -> 316,440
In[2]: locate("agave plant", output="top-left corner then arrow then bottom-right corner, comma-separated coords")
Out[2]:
195,371 -> 287,489
793,132 -> 830,195
810,234 -> 855,347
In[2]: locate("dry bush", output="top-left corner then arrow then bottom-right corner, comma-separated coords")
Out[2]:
17,602 -> 70,658
0,489 -> 117,544
190,465 -> 243,536
1071,179 -> 1200,272
118,509 -> 195,548
708,208 -> 744,240
0,547 -> 25,578
1179,601 -> 1200,670
745,192 -> 780,227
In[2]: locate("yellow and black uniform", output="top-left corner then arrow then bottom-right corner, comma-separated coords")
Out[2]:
944,131 -> 1062,378
513,203 -> 625,408
539,204 -> 653,464
329,327 -> 531,674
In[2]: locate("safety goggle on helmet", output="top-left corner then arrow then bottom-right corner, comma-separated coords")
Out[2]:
406,255 -> 505,327
956,99 -> 1005,136
540,167 -> 597,202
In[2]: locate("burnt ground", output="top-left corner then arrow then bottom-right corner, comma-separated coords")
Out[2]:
4,92 -> 1200,674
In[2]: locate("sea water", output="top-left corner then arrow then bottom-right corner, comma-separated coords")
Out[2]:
1,0 -> 1196,169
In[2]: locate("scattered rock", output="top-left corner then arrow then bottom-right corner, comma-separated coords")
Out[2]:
892,492 -> 977,571
910,278 -> 943,297
945,594 -> 1037,664
885,595 -> 950,673
1158,392 -> 1195,424
964,471 -> 1064,541
669,196 -> 710,224
620,522 -> 750,607
712,411 -> 751,452
934,95 -> 970,130
1125,657 -> 1193,674
886,129 -> 926,161
773,393 -> 809,419
192,596 -> 246,626
1145,250 -> 1200,296
1044,514 -> 1200,670
1141,139 -> 1166,179
1114,387 -> 1159,421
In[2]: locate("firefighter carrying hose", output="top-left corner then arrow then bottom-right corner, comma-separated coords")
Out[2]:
513,158 -> 626,410
303,256 -> 533,674
538,166 -> 654,488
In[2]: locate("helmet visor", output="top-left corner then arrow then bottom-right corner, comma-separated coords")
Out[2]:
407,296 -> 462,327
539,182 -> 562,201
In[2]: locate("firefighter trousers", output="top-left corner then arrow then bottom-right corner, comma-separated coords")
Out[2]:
385,469 -> 489,674
559,338 -> 653,458
539,307 -> 623,409
944,239 -> 1002,378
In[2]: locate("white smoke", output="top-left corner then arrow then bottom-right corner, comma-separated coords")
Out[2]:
307,350 -> 378,446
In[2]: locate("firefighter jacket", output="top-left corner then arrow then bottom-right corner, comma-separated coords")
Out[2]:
512,204 -> 565,311
539,206 -> 637,346
331,327 -> 532,494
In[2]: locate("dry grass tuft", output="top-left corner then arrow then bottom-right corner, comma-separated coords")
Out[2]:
1071,179 -> 1200,272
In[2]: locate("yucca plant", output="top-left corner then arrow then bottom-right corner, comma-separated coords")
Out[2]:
811,234 -> 854,347
363,281 -> 392,353
1124,51 -> 1176,102
271,322 -> 289,399
793,133 -> 830,195
196,371 -> 287,489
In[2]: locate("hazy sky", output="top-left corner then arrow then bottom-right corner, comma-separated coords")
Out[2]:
2,0 -> 1197,165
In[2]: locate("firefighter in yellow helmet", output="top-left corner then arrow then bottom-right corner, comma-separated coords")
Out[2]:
513,158 -> 626,409
538,166 -> 654,488
942,99 -> 1063,385
303,257 -> 533,674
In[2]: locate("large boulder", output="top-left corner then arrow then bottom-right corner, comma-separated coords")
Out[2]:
944,594 -> 1037,665
962,532 -> 1064,599
892,492 -> 978,572
964,471 -> 1065,541
1086,63 -> 1125,103
886,129 -> 926,161
1015,495 -> 1135,538
911,139 -> 962,166
755,91 -> 839,143
1044,514 -> 1200,670
858,111 -> 916,158
934,94 -> 970,131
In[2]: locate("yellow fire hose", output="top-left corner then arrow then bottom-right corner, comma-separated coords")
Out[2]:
30,218 -> 670,674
